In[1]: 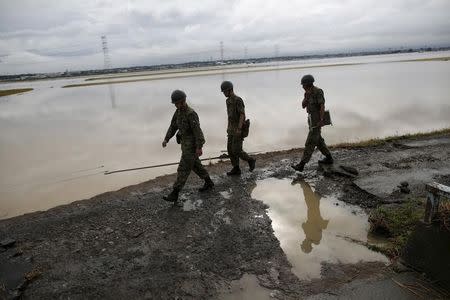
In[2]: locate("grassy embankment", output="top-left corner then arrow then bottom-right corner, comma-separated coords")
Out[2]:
334,127 -> 450,258
332,127 -> 450,149
368,200 -> 425,257
0,88 -> 33,97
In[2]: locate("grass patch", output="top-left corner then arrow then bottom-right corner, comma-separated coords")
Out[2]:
437,202 -> 450,232
332,127 -> 450,149
368,198 -> 425,257
0,88 -> 33,97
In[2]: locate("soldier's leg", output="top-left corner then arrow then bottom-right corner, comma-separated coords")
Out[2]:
317,130 -> 333,164
173,152 -> 195,191
227,135 -> 239,167
192,157 -> 209,179
301,129 -> 319,164
193,157 -> 215,191
235,136 -> 252,162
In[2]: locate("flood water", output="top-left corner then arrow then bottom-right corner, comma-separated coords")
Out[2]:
251,178 -> 388,280
1,51 -> 449,219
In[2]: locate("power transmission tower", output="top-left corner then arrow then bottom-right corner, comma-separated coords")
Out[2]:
101,36 -> 111,69
220,41 -> 224,62
100,35 -> 116,108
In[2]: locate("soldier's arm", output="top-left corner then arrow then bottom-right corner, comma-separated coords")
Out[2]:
163,112 -> 178,144
237,98 -> 246,131
188,111 -> 205,149
317,89 -> 325,125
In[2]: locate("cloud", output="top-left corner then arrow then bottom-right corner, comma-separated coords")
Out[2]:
1,0 -> 449,74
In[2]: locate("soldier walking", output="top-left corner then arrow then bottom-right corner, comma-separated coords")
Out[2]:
292,75 -> 333,172
220,81 -> 256,176
162,90 -> 214,202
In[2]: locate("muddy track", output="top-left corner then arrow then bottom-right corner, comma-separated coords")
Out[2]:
1,133 -> 449,299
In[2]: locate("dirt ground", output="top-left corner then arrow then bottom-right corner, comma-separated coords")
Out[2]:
1,132 -> 449,299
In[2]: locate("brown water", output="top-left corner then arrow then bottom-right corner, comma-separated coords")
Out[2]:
251,178 -> 388,280
0,52 -> 449,219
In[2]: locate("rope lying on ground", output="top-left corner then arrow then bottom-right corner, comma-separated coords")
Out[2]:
104,154 -> 229,175
104,151 -> 264,175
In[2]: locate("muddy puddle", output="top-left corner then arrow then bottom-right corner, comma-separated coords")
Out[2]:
251,177 -> 388,280
219,274 -> 272,300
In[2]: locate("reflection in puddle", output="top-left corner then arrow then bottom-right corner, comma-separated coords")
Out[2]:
219,274 -> 272,300
251,178 -> 388,280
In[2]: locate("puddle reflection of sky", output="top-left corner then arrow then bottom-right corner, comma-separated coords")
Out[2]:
251,178 -> 388,280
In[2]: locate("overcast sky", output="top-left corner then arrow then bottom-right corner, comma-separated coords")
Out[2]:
1,0 -> 449,74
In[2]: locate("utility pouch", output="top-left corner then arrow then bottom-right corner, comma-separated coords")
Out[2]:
323,110 -> 332,126
242,119 -> 250,138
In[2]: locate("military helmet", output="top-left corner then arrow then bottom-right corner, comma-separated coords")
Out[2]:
220,81 -> 233,92
171,89 -> 186,103
301,74 -> 315,85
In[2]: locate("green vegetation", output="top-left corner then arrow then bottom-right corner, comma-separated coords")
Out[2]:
0,88 -> 33,97
332,128 -> 450,149
368,199 -> 425,257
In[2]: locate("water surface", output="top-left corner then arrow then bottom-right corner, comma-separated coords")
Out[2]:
1,51 -> 449,218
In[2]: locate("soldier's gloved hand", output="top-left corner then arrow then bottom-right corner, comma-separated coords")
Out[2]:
162,140 -> 168,148
318,120 -> 324,127
196,148 -> 203,157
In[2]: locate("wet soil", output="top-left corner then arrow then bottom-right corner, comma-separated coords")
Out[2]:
1,132 -> 449,299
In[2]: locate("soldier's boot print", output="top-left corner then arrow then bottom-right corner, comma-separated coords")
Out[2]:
199,176 -> 214,192
163,188 -> 180,202
318,155 -> 333,164
291,161 -> 306,172
248,158 -> 256,172
227,166 -> 241,176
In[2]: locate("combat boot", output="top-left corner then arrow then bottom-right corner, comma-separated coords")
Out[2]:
199,176 -> 214,192
248,158 -> 256,172
163,188 -> 180,202
291,161 -> 305,172
226,166 -> 241,176
319,155 -> 334,164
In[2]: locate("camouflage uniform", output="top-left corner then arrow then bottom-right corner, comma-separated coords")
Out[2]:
301,86 -> 331,163
226,95 -> 252,167
164,105 -> 209,190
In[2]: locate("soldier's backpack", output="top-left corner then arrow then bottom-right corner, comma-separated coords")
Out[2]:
242,119 -> 250,138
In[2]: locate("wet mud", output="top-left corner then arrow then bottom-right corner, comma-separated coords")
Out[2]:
1,132 -> 449,299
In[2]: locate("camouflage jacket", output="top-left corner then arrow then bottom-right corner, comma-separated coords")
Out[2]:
226,95 -> 245,135
164,105 -> 205,149
305,86 -> 325,127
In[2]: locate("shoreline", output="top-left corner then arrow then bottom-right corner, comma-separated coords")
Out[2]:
1,128 -> 449,298
61,56 -> 450,88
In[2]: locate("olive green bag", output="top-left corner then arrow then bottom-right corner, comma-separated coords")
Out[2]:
323,110 -> 332,126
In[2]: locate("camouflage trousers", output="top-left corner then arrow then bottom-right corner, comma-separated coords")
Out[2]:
173,148 -> 209,191
301,127 -> 331,163
227,135 -> 252,167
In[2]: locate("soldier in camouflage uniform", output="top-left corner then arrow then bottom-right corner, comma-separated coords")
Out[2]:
221,81 -> 256,176
292,75 -> 333,172
162,90 -> 214,202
